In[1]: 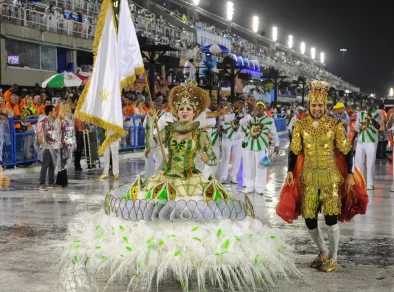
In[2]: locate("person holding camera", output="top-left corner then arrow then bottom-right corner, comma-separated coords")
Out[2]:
351,98 -> 382,190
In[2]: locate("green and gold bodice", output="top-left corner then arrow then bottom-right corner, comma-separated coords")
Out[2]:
151,121 -> 217,179
290,115 -> 352,187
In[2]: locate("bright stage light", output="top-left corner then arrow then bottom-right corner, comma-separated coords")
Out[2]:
311,47 -> 316,59
252,16 -> 259,33
192,0 -> 200,5
300,42 -> 305,54
320,52 -> 325,63
272,26 -> 278,42
390,88 -> 394,96
226,2 -> 234,21
288,35 -> 293,49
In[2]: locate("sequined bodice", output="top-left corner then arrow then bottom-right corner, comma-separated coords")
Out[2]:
290,115 -> 352,187
301,118 -> 338,171
166,135 -> 198,178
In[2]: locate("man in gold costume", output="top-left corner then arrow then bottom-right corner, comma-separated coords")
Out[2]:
284,80 -> 356,272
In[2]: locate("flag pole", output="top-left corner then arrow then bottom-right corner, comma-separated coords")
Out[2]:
144,72 -> 167,166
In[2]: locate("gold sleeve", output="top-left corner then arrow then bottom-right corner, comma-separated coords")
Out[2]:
290,123 -> 303,154
198,130 -> 217,166
334,122 -> 352,155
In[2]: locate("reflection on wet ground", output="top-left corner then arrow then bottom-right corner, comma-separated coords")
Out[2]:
1,137 -> 394,292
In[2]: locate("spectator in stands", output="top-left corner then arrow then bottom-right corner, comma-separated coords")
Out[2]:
37,105 -> 59,191
4,84 -> 18,103
44,98 -> 52,107
143,100 -> 152,113
6,93 -> 21,128
136,100 -> 146,116
122,98 -> 135,146
21,95 -> 37,160
183,59 -> 196,81
34,95 -> 45,115
40,92 -> 48,104
77,11 -> 83,37
0,96 -> 13,161
55,8 -> 64,34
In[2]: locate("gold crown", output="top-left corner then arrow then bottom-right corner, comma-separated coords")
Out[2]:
169,80 -> 209,117
308,80 -> 330,104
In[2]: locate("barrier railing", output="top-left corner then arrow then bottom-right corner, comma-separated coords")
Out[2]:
0,116 -> 146,167
1,4 -> 95,39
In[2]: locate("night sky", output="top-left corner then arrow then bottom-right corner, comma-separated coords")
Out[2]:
197,0 -> 394,97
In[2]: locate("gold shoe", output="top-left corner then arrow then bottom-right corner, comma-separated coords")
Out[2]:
320,259 -> 338,272
99,174 -> 109,179
309,253 -> 329,269
114,174 -> 119,180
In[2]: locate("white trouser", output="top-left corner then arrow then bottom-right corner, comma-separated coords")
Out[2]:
243,149 -> 268,193
220,138 -> 243,181
145,147 -> 164,178
202,145 -> 220,179
355,142 -> 377,188
103,142 -> 119,175
241,147 -> 248,186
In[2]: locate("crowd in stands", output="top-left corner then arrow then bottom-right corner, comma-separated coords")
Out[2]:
0,82 -> 153,165
1,0 -> 358,93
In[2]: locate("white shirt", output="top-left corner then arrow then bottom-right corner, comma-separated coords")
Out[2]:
355,110 -> 382,143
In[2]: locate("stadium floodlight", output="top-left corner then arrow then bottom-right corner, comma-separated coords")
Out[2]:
340,48 -> 347,52
300,42 -> 306,55
272,26 -> 278,42
288,35 -> 293,49
192,0 -> 200,5
311,47 -> 316,59
320,52 -> 325,63
226,2 -> 234,21
252,16 -> 259,33
390,88 -> 394,96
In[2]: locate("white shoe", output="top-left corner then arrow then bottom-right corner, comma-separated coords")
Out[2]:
220,179 -> 227,184
241,189 -> 253,194
230,177 -> 238,184
391,188 -> 394,192
366,186 -> 374,190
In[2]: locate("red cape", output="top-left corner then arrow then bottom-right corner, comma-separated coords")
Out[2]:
276,151 -> 369,223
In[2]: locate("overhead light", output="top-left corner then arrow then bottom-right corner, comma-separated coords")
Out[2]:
272,26 -> 278,42
311,47 -> 316,59
192,0 -> 200,5
252,16 -> 259,33
300,42 -> 306,55
340,48 -> 347,52
390,88 -> 394,96
226,2 -> 234,21
320,52 -> 325,63
288,35 -> 293,49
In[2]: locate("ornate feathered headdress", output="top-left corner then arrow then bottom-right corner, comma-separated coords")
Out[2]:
169,80 -> 209,117
308,80 -> 330,104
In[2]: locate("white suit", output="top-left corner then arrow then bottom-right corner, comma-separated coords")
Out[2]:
219,111 -> 243,182
239,114 -> 279,193
355,110 -> 382,189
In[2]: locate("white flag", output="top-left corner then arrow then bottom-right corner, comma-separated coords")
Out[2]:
76,0 -> 145,155
118,0 -> 145,88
